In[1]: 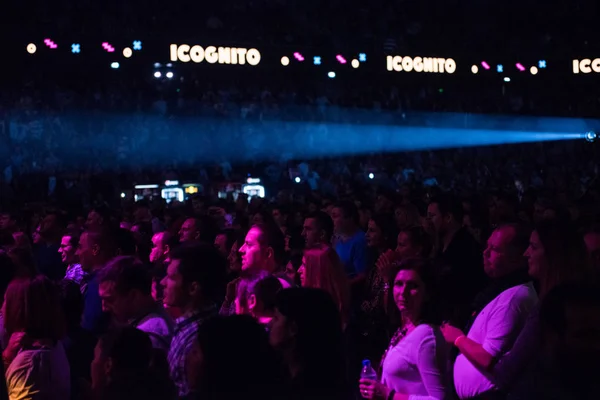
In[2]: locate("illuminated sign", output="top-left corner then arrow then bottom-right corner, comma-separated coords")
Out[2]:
386,56 -> 456,74
165,180 -> 179,186
247,177 -> 261,184
170,44 -> 261,66
185,186 -> 199,194
572,59 -> 600,74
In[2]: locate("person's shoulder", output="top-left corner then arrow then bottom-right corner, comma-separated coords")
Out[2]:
497,282 -> 539,309
138,313 -> 173,335
411,324 -> 441,342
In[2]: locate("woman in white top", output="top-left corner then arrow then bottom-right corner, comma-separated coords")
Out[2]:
3,276 -> 70,400
360,258 -> 449,400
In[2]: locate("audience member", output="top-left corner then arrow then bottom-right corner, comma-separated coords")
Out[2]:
3,276 -> 70,400
270,288 -> 346,399
162,244 -> 225,397
301,211 -> 334,249
99,256 -> 175,352
360,258 -> 449,400
91,326 -> 176,400
185,315 -> 282,400
332,201 -> 368,284
59,231 -> 86,287
298,245 -> 351,328
443,224 -> 538,399
235,271 -> 283,326
77,229 -> 116,335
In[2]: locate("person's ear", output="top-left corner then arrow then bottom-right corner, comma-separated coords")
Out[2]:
105,357 -> 113,376
248,294 -> 257,311
92,244 -> 100,257
164,244 -> 171,257
265,246 -> 274,260
188,281 -> 200,298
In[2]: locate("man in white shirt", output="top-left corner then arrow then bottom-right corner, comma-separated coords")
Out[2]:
442,224 -> 538,399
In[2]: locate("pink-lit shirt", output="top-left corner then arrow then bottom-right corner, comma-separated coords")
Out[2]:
381,324 -> 449,400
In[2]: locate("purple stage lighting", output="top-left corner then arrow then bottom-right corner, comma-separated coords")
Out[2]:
44,39 -> 57,49
102,42 -> 115,53
481,61 -> 490,70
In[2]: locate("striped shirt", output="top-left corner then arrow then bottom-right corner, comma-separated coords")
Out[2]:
167,305 -> 217,397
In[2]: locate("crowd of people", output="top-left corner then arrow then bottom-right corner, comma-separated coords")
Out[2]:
0,175 -> 599,399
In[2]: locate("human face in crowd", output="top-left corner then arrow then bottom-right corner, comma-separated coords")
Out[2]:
76,232 -> 96,273
58,235 -> 77,265
272,209 -> 286,228
0,213 -> 15,231
32,225 -> 42,245
161,259 -> 188,308
395,232 -> 420,259
483,227 -> 516,278
393,269 -> 426,317
524,231 -> 547,280
395,208 -> 409,229
214,234 -> 228,257
179,218 -> 198,243
331,207 -> 352,235
239,227 -> 268,271
86,210 -> 104,230
99,281 -> 135,322
302,218 -> 322,249
584,232 -> 600,255
149,232 -> 168,264
365,219 -> 384,249
252,213 -> 265,225
297,257 -> 307,287
285,261 -> 298,285
426,203 -> 445,234
227,241 -> 242,272
119,221 -> 132,230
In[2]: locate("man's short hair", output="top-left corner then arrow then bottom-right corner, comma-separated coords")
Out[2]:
169,243 -> 227,302
252,223 -> 286,267
99,256 -> 151,296
63,230 -> 80,247
190,216 -> 219,244
306,211 -> 334,243
84,229 -> 117,258
113,228 -> 137,256
430,194 -> 464,222
498,223 -> 532,256
333,200 -> 359,224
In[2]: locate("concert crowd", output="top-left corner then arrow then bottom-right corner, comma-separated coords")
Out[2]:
2,1 -> 600,396
0,123 -> 599,399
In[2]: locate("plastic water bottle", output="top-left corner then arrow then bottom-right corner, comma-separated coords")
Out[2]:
360,360 -> 378,398
360,359 -> 378,381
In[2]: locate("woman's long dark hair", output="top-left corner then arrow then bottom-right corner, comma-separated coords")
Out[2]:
386,258 -> 444,330
275,288 -> 346,394
194,315 -> 282,399
535,221 -> 595,297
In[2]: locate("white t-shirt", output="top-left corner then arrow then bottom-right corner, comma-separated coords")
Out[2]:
454,282 -> 538,399
381,324 -> 449,400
